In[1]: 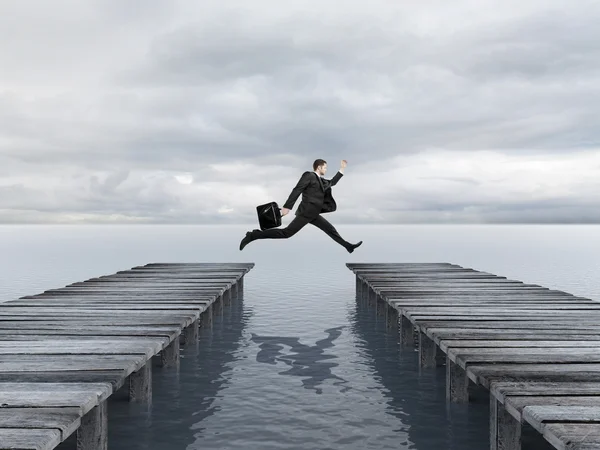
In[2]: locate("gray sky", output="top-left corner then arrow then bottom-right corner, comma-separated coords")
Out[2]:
1,0 -> 599,224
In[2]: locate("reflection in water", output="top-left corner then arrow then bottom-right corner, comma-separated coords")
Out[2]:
346,292 -> 490,450
346,292 -> 554,450
250,326 -> 351,394
77,291 -> 252,450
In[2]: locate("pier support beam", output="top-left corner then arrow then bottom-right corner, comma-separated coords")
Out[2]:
419,331 -> 437,368
368,286 -> 376,306
160,338 -> 180,368
400,316 -> 414,347
205,304 -> 213,327
213,294 -> 223,315
386,304 -> 399,331
490,397 -> 521,450
376,295 -> 385,316
237,277 -> 244,299
446,357 -> 469,403
182,318 -> 199,346
77,400 -> 107,450
129,363 -> 152,402
224,288 -> 232,306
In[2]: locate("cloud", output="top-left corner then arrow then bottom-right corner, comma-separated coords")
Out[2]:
0,0 -> 599,223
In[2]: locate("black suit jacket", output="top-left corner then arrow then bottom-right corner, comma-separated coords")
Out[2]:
283,170 -> 343,219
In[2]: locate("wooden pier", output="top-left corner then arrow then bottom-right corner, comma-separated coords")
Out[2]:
348,262 -> 600,450
0,262 -> 253,450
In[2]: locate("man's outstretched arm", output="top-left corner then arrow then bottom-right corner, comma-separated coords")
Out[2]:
328,159 -> 347,186
282,171 -> 311,214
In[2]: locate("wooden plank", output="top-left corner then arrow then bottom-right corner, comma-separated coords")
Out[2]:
433,333 -> 600,346
6,301 -> 212,306
468,364 -> 600,388
506,397 -> 600,420
0,407 -> 80,440
0,371 -> 126,390
0,391 -> 98,415
402,306 -> 600,313
0,327 -> 179,339
492,382 -> 600,403
0,304 -> 209,310
412,320 -> 600,330
0,334 -> 173,345
441,340 -> 600,352
0,340 -> 163,356
0,323 -> 184,331
68,281 -> 235,287
385,292 -> 574,298
450,348 -> 600,368
0,428 -> 61,450
427,327 -> 600,335
404,307 -> 600,314
0,318 -> 193,326
542,423 -> 600,450
25,293 -> 223,300
0,308 -> 204,316
0,382 -> 111,401
392,301 -> 598,307
406,313 -> 600,320
0,354 -> 146,374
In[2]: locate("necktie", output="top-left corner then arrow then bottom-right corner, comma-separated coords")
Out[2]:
316,173 -> 324,191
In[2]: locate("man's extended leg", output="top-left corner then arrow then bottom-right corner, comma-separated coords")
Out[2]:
239,215 -> 311,250
310,215 -> 362,252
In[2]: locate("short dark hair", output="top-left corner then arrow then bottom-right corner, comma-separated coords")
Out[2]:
313,159 -> 327,170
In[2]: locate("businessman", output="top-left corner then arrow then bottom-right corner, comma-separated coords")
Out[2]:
239,158 -> 363,252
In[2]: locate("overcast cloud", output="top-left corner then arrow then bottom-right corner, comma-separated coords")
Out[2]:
1,0 -> 599,224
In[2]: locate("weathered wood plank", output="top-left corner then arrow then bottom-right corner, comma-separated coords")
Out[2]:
412,321 -> 600,330
451,348 -> 600,368
0,354 -> 146,374
0,318 -> 194,326
5,301 -> 211,308
541,423 -> 600,450
525,405 -> 600,431
468,364 -> 600,388
0,340 -> 162,357
440,340 -> 600,352
0,382 -> 111,400
427,329 -> 600,345
0,371 -> 126,389
492,382 -> 600,403
0,391 -> 98,415
506,396 -> 600,421
0,309 -> 203,317
0,428 -> 61,450
0,408 -> 80,440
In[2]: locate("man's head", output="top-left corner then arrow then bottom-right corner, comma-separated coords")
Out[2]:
313,159 -> 327,175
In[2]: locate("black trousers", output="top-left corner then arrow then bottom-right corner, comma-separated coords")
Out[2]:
252,214 -> 351,249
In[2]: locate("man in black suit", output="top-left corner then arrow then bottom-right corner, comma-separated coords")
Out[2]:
239,159 -> 363,252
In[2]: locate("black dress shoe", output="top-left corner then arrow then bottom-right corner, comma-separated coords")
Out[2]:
347,240 -> 363,253
239,232 -> 252,251
239,230 -> 259,251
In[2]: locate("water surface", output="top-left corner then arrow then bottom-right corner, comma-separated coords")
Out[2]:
2,224 -> 599,449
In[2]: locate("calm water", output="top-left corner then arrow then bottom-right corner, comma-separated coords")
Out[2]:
2,224 -> 600,450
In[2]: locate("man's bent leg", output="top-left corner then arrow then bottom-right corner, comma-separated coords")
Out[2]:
310,215 -> 352,249
253,215 -> 310,239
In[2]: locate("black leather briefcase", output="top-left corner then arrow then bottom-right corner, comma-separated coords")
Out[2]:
256,201 -> 282,230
